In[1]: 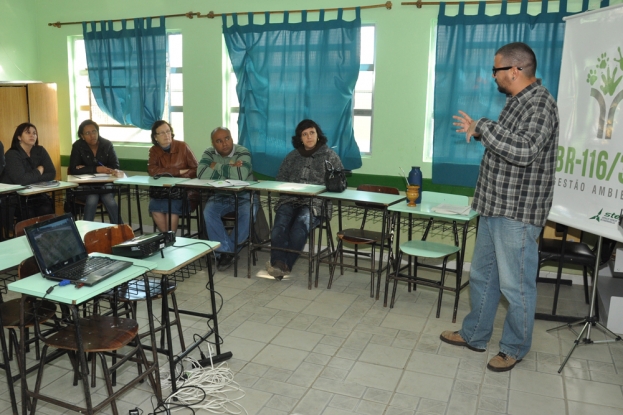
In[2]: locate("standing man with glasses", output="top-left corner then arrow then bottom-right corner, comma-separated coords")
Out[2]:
198,127 -> 255,271
440,42 -> 559,372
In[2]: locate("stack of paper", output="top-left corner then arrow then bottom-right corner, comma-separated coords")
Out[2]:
30,181 -> 60,188
73,173 -> 111,179
432,203 -> 471,216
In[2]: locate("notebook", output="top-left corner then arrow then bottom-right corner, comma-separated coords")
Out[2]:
24,214 -> 133,286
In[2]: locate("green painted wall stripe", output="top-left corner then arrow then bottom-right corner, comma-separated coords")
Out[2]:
62,155 -> 147,173
62,156 -> 474,197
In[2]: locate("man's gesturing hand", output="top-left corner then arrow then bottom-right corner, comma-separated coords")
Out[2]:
453,110 -> 479,143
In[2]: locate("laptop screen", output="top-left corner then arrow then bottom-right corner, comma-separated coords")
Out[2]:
24,214 -> 88,275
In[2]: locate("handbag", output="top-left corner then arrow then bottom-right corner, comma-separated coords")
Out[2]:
324,160 -> 347,193
149,186 -> 184,200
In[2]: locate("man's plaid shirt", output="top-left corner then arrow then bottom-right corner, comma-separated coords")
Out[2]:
472,80 -> 559,227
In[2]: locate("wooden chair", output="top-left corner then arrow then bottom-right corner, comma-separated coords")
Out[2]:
0,311 -> 19,415
30,306 -> 160,415
179,190 -> 202,238
14,213 -> 56,237
327,185 -> 399,298
2,257 -> 57,360
0,257 -> 57,415
83,225 -> 185,356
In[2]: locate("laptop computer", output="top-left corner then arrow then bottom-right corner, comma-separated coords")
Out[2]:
24,214 -> 133,286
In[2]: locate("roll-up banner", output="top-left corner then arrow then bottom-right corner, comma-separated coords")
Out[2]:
551,3 -> 623,242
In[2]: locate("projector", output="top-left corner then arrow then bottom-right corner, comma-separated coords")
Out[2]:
112,231 -> 176,258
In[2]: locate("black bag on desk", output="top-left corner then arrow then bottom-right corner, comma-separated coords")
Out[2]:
148,186 -> 184,200
324,160 -> 347,193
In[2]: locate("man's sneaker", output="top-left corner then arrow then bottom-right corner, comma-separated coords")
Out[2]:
487,352 -> 521,372
217,254 -> 236,272
266,261 -> 284,280
440,331 -> 486,353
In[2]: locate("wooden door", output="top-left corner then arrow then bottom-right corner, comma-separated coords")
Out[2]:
27,83 -> 60,180
0,85 -> 28,152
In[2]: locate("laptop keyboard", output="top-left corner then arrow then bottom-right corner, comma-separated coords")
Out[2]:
56,256 -> 116,280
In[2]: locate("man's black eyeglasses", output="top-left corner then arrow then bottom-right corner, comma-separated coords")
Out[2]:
492,66 -> 522,76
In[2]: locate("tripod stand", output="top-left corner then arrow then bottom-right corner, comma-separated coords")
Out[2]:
547,236 -> 623,373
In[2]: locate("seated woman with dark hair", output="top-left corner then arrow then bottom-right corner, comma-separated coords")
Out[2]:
266,119 -> 344,280
147,120 -> 198,233
68,119 -> 121,224
1,122 -> 56,221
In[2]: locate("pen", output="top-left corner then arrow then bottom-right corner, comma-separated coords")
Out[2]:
97,161 -> 113,174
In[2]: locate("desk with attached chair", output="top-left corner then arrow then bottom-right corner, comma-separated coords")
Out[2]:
318,187 -> 405,299
114,175 -> 192,235
386,191 -> 479,322
175,178 -> 257,277
8,253 -> 161,415
247,181 -> 327,289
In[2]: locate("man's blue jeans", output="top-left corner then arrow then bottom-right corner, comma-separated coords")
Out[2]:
203,193 -> 254,255
271,203 -> 319,271
459,216 -> 541,360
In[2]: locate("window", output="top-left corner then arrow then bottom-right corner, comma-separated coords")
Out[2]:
69,33 -> 183,143
423,19 -> 437,162
353,25 -> 375,154
224,25 -> 376,153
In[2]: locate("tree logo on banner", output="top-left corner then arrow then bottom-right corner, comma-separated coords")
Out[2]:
586,47 -> 623,139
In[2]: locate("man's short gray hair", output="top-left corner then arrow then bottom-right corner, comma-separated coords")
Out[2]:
210,127 -> 231,140
496,42 -> 537,78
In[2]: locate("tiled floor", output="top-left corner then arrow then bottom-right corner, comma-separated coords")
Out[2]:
2,251 -> 623,415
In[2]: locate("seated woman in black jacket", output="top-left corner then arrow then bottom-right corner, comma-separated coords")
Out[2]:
68,120 -> 121,224
1,122 -> 56,220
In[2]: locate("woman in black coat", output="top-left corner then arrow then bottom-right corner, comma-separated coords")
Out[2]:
68,120 -> 121,224
1,122 -> 56,220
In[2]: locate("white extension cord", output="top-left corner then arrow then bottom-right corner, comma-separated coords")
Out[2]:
160,348 -> 247,414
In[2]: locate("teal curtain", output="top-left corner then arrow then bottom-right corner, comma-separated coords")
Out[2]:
432,0 -> 601,187
82,17 -> 167,130
223,9 -> 363,177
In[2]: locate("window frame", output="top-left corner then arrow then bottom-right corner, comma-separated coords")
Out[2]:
69,31 -> 183,144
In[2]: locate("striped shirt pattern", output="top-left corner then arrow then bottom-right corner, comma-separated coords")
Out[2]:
197,144 -> 253,181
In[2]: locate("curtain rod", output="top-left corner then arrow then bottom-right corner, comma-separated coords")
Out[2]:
48,2 -> 392,28
201,2 -> 393,18
49,12 -> 200,28
402,0 -> 545,7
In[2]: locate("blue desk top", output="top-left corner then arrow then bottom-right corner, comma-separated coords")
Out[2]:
146,237 -> 220,275
17,181 -> 78,196
8,253 -> 155,305
318,189 -> 405,206
389,201 -> 478,222
247,181 -> 326,195
0,221 -> 114,271
0,183 -> 25,194
114,175 -> 190,187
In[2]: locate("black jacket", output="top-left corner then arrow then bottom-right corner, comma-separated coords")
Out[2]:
1,145 -> 56,185
68,137 -> 119,175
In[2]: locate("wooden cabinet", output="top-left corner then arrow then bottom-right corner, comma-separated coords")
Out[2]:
0,83 -> 61,180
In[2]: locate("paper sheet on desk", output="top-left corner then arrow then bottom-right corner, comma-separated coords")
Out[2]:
208,179 -> 249,187
432,203 -> 471,215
